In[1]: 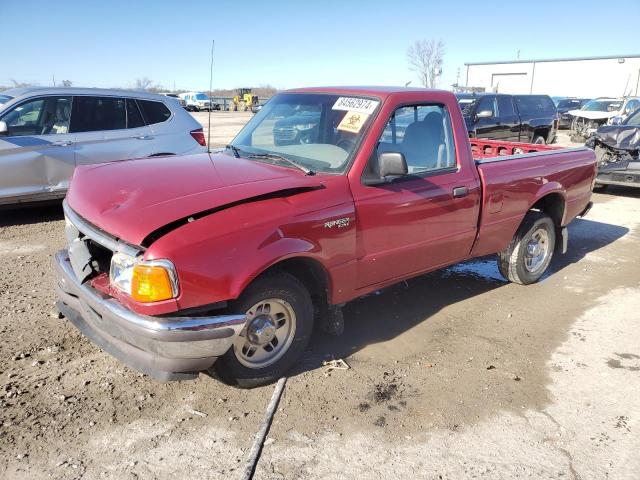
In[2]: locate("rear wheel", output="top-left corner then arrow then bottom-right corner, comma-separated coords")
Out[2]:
593,183 -> 608,192
213,271 -> 314,388
533,135 -> 546,145
498,212 -> 556,285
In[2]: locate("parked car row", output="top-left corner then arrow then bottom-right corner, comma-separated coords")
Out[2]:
0,87 -> 207,205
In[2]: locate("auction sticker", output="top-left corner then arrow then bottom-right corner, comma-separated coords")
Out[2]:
333,97 -> 379,115
337,111 -> 368,133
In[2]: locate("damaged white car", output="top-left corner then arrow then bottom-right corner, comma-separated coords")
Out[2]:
570,97 -> 640,138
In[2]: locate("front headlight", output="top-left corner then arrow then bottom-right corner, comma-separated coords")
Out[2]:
295,123 -> 316,131
110,253 -> 178,302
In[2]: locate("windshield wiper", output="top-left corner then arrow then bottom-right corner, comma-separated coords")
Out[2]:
247,152 -> 315,176
225,144 -> 241,158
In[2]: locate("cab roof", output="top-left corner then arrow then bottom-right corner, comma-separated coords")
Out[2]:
1,86 -> 172,101
285,86 -> 450,99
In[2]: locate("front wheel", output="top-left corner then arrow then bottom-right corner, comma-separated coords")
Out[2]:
213,271 -> 314,388
498,212 -> 556,285
533,135 -> 546,145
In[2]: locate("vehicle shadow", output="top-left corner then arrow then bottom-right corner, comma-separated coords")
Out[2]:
0,202 -> 64,228
296,217 -> 629,373
598,185 -> 640,199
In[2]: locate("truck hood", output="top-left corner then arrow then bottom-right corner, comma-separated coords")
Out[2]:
66,152 -> 322,246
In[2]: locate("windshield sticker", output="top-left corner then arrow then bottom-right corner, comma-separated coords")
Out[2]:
333,97 -> 379,115
337,111 -> 369,134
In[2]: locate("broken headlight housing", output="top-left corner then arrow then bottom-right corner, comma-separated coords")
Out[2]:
110,253 -> 179,302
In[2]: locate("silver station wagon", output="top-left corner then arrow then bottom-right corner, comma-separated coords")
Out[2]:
0,87 -> 207,205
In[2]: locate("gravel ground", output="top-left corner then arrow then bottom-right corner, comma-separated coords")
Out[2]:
1,117 -> 638,479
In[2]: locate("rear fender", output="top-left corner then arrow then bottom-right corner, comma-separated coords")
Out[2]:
527,184 -> 567,225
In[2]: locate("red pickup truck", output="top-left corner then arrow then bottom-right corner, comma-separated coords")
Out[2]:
54,87 -> 596,387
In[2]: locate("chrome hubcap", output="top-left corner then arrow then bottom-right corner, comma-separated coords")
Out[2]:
234,298 -> 296,369
524,228 -> 550,273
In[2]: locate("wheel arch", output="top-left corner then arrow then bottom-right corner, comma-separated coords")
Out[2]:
527,188 -> 567,226
238,254 -> 333,308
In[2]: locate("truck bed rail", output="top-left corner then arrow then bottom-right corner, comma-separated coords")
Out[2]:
470,139 -> 561,160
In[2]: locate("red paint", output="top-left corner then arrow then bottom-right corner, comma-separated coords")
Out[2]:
66,87 -> 597,316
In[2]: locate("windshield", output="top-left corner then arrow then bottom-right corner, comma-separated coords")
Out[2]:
624,108 -> 640,126
229,92 -> 380,174
557,99 -> 582,109
194,93 -> 209,100
582,100 -> 621,112
0,94 -> 13,107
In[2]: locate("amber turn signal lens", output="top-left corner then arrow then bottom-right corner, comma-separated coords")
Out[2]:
131,265 -> 174,302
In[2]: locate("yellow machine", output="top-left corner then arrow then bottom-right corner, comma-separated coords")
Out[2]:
229,88 -> 259,111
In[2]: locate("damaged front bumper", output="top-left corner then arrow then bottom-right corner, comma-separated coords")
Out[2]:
54,250 -> 246,381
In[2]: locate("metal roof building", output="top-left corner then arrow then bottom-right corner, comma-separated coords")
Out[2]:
464,54 -> 640,98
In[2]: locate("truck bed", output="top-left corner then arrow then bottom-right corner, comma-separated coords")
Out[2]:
469,139 -> 596,257
469,138 -> 561,160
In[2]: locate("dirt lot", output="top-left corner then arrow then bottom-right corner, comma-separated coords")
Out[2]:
1,117 -> 639,479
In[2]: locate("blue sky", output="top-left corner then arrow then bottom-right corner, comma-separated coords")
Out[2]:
1,0 -> 639,91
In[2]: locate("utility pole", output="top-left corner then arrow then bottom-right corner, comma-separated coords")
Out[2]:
52,74 -> 56,87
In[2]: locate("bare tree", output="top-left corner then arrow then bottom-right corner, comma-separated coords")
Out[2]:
406,39 -> 445,88
61,79 -> 73,87
134,77 -> 154,90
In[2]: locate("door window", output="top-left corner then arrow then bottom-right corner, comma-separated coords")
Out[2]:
375,105 -> 457,174
497,96 -> 515,117
0,96 -> 71,136
475,96 -> 496,116
126,99 -> 145,128
624,99 -> 640,115
138,100 -> 171,124
70,96 -> 126,133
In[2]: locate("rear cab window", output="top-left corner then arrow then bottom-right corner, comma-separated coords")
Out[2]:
138,100 -> 172,125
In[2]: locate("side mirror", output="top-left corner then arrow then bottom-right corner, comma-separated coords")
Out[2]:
475,110 -> 493,120
610,116 -> 623,125
0,121 -> 7,135
379,152 -> 408,178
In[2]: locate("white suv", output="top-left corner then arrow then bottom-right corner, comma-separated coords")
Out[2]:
0,87 -> 207,205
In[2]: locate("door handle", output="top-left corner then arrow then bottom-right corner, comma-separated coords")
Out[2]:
51,140 -> 73,147
452,186 -> 469,198
132,135 -> 154,140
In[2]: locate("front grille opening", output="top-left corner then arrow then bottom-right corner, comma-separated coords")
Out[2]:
86,240 -> 113,277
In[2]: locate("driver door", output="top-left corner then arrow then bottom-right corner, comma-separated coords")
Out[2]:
0,95 -> 75,202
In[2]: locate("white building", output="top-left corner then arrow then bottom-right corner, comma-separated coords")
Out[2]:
465,54 -> 640,98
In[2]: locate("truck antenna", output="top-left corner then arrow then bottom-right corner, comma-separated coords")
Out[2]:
207,39 -> 215,154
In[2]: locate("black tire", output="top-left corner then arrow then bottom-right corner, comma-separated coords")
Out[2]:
213,271 -> 314,388
593,183 -> 608,192
533,135 -> 546,145
498,212 -> 556,285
